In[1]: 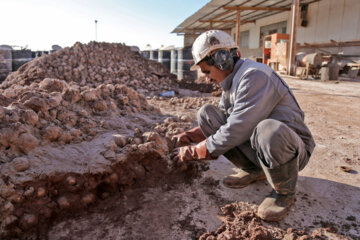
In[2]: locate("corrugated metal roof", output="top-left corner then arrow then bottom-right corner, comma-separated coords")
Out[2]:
172,0 -> 319,34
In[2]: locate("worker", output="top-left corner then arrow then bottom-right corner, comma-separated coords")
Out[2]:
171,30 -> 315,221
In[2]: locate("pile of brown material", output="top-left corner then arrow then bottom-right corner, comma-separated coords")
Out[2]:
1,41 -> 177,96
177,75 -> 222,97
0,42 -> 194,239
199,202 -> 312,240
0,41 -> 178,158
0,80 -> 154,156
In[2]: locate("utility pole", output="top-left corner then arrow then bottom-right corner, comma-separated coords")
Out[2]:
95,20 -> 98,41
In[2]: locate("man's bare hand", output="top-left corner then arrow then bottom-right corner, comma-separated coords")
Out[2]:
171,140 -> 212,167
170,126 -> 205,148
171,133 -> 191,148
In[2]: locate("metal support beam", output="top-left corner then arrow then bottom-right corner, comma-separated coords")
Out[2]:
236,10 -> 241,47
288,0 -> 299,76
224,6 -> 291,11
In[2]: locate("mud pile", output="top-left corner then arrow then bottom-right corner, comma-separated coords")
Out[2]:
199,202 -> 340,240
0,42 -> 195,239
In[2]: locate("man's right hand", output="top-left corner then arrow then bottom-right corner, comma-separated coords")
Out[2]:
171,126 -> 206,148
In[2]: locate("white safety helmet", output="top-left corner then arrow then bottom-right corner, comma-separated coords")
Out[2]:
191,30 -> 238,70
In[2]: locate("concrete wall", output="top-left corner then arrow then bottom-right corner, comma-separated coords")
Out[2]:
297,0 -> 360,44
184,34 -> 197,47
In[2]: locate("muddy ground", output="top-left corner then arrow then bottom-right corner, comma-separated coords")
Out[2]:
45,77 -> 359,239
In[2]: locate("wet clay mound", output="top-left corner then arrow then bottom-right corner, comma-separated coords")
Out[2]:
0,42 -> 197,238
0,119 -> 201,238
1,42 -> 177,96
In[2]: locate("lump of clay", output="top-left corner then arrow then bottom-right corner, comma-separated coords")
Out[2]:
39,78 -> 68,93
17,133 -> 39,154
12,157 -> 30,172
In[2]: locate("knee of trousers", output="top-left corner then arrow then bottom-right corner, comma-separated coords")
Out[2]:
197,104 -> 226,137
250,119 -> 299,168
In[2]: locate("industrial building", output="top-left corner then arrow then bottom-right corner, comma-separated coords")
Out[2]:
170,0 -> 360,79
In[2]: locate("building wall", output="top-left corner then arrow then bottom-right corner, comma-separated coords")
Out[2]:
184,34 -> 197,47
230,0 -> 360,57
183,0 -> 360,57
297,0 -> 360,44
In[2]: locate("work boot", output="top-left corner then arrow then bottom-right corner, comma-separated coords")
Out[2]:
222,168 -> 266,189
257,157 -> 299,221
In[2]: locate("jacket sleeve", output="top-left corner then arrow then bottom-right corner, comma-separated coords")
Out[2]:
206,70 -> 282,157
218,91 -> 226,114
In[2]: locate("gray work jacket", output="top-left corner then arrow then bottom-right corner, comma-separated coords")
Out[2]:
206,58 -> 315,157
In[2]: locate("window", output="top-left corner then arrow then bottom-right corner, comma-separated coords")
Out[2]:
259,21 -> 287,47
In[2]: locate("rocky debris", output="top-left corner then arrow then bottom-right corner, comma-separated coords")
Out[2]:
0,81 -> 154,159
0,42 -> 200,239
339,165 -> 352,173
177,77 -> 221,96
199,202 -> 313,240
148,95 -> 219,113
1,42 -> 177,97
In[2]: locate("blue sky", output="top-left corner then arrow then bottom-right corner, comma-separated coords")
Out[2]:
0,0 -> 209,50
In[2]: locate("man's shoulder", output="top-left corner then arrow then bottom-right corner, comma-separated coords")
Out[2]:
235,59 -> 273,78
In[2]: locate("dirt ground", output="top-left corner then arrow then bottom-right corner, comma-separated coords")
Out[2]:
47,77 -> 360,240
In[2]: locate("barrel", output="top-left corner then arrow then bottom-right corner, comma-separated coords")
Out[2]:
177,46 -> 196,80
0,46 -> 12,81
170,48 -> 177,75
320,67 -> 329,81
296,52 -> 322,68
328,61 -> 339,80
12,49 -> 32,71
141,50 -> 151,59
158,49 -> 171,70
150,50 -> 158,61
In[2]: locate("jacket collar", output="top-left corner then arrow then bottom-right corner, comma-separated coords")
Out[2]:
219,58 -> 244,91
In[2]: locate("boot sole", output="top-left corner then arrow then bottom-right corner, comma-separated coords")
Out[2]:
222,176 -> 266,189
258,197 -> 296,222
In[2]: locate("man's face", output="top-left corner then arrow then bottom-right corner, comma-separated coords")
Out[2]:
198,61 -> 230,84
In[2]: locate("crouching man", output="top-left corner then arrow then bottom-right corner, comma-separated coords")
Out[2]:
172,30 -> 315,221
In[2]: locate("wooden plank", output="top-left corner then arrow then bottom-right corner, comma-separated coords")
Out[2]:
212,10 -> 233,20
288,0 -> 299,76
200,20 -> 236,23
300,40 -> 360,48
224,6 -> 291,11
236,10 -> 241,47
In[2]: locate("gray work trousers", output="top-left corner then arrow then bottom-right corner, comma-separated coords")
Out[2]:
197,104 -> 309,170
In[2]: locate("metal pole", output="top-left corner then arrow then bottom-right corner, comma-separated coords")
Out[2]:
288,0 -> 299,76
95,20 -> 98,41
